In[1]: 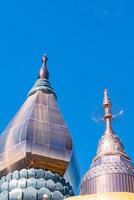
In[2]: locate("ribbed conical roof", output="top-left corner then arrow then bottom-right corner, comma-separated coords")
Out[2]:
81,90 -> 134,195
0,54 -> 80,191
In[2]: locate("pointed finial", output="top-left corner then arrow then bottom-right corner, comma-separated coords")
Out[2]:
42,53 -> 48,65
103,89 -> 113,133
39,53 -> 49,79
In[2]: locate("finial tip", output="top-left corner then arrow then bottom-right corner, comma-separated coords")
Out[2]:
103,89 -> 113,133
103,88 -> 111,107
104,88 -> 108,96
39,53 -> 49,79
42,53 -> 48,63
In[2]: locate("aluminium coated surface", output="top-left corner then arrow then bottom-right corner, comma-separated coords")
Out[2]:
81,153 -> 134,194
81,130 -> 134,194
0,90 -> 79,191
95,131 -> 129,161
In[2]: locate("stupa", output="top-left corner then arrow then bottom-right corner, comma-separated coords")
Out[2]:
67,89 -> 134,200
0,54 -> 80,199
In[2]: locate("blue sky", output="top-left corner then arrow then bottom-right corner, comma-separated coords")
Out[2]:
0,0 -> 134,185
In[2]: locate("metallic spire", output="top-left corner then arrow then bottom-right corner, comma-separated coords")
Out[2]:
39,53 -> 49,79
80,90 -> 132,195
103,89 -> 113,134
94,89 -> 129,160
28,54 -> 56,97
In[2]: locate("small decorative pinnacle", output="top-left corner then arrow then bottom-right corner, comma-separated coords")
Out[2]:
103,89 -> 113,133
39,53 -> 49,79
42,53 -> 48,65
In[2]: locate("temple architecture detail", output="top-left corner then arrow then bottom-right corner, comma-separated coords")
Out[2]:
0,54 -> 80,199
0,54 -> 134,200
67,89 -> 134,200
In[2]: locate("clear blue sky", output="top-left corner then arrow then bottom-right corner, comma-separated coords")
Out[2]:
0,0 -> 134,184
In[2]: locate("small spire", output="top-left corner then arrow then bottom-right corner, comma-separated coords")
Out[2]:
42,53 -> 48,65
103,89 -> 113,134
39,53 -> 49,79
28,53 -> 56,97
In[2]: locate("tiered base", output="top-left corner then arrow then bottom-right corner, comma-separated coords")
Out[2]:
0,168 -> 74,200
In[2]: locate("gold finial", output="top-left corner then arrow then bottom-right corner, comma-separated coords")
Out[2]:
103,89 -> 113,134
39,53 -> 49,79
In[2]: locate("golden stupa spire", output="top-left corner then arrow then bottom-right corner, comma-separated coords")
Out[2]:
103,89 -> 113,134
80,89 -> 133,196
94,89 -> 128,160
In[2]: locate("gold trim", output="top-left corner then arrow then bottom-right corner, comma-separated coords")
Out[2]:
66,192 -> 134,200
